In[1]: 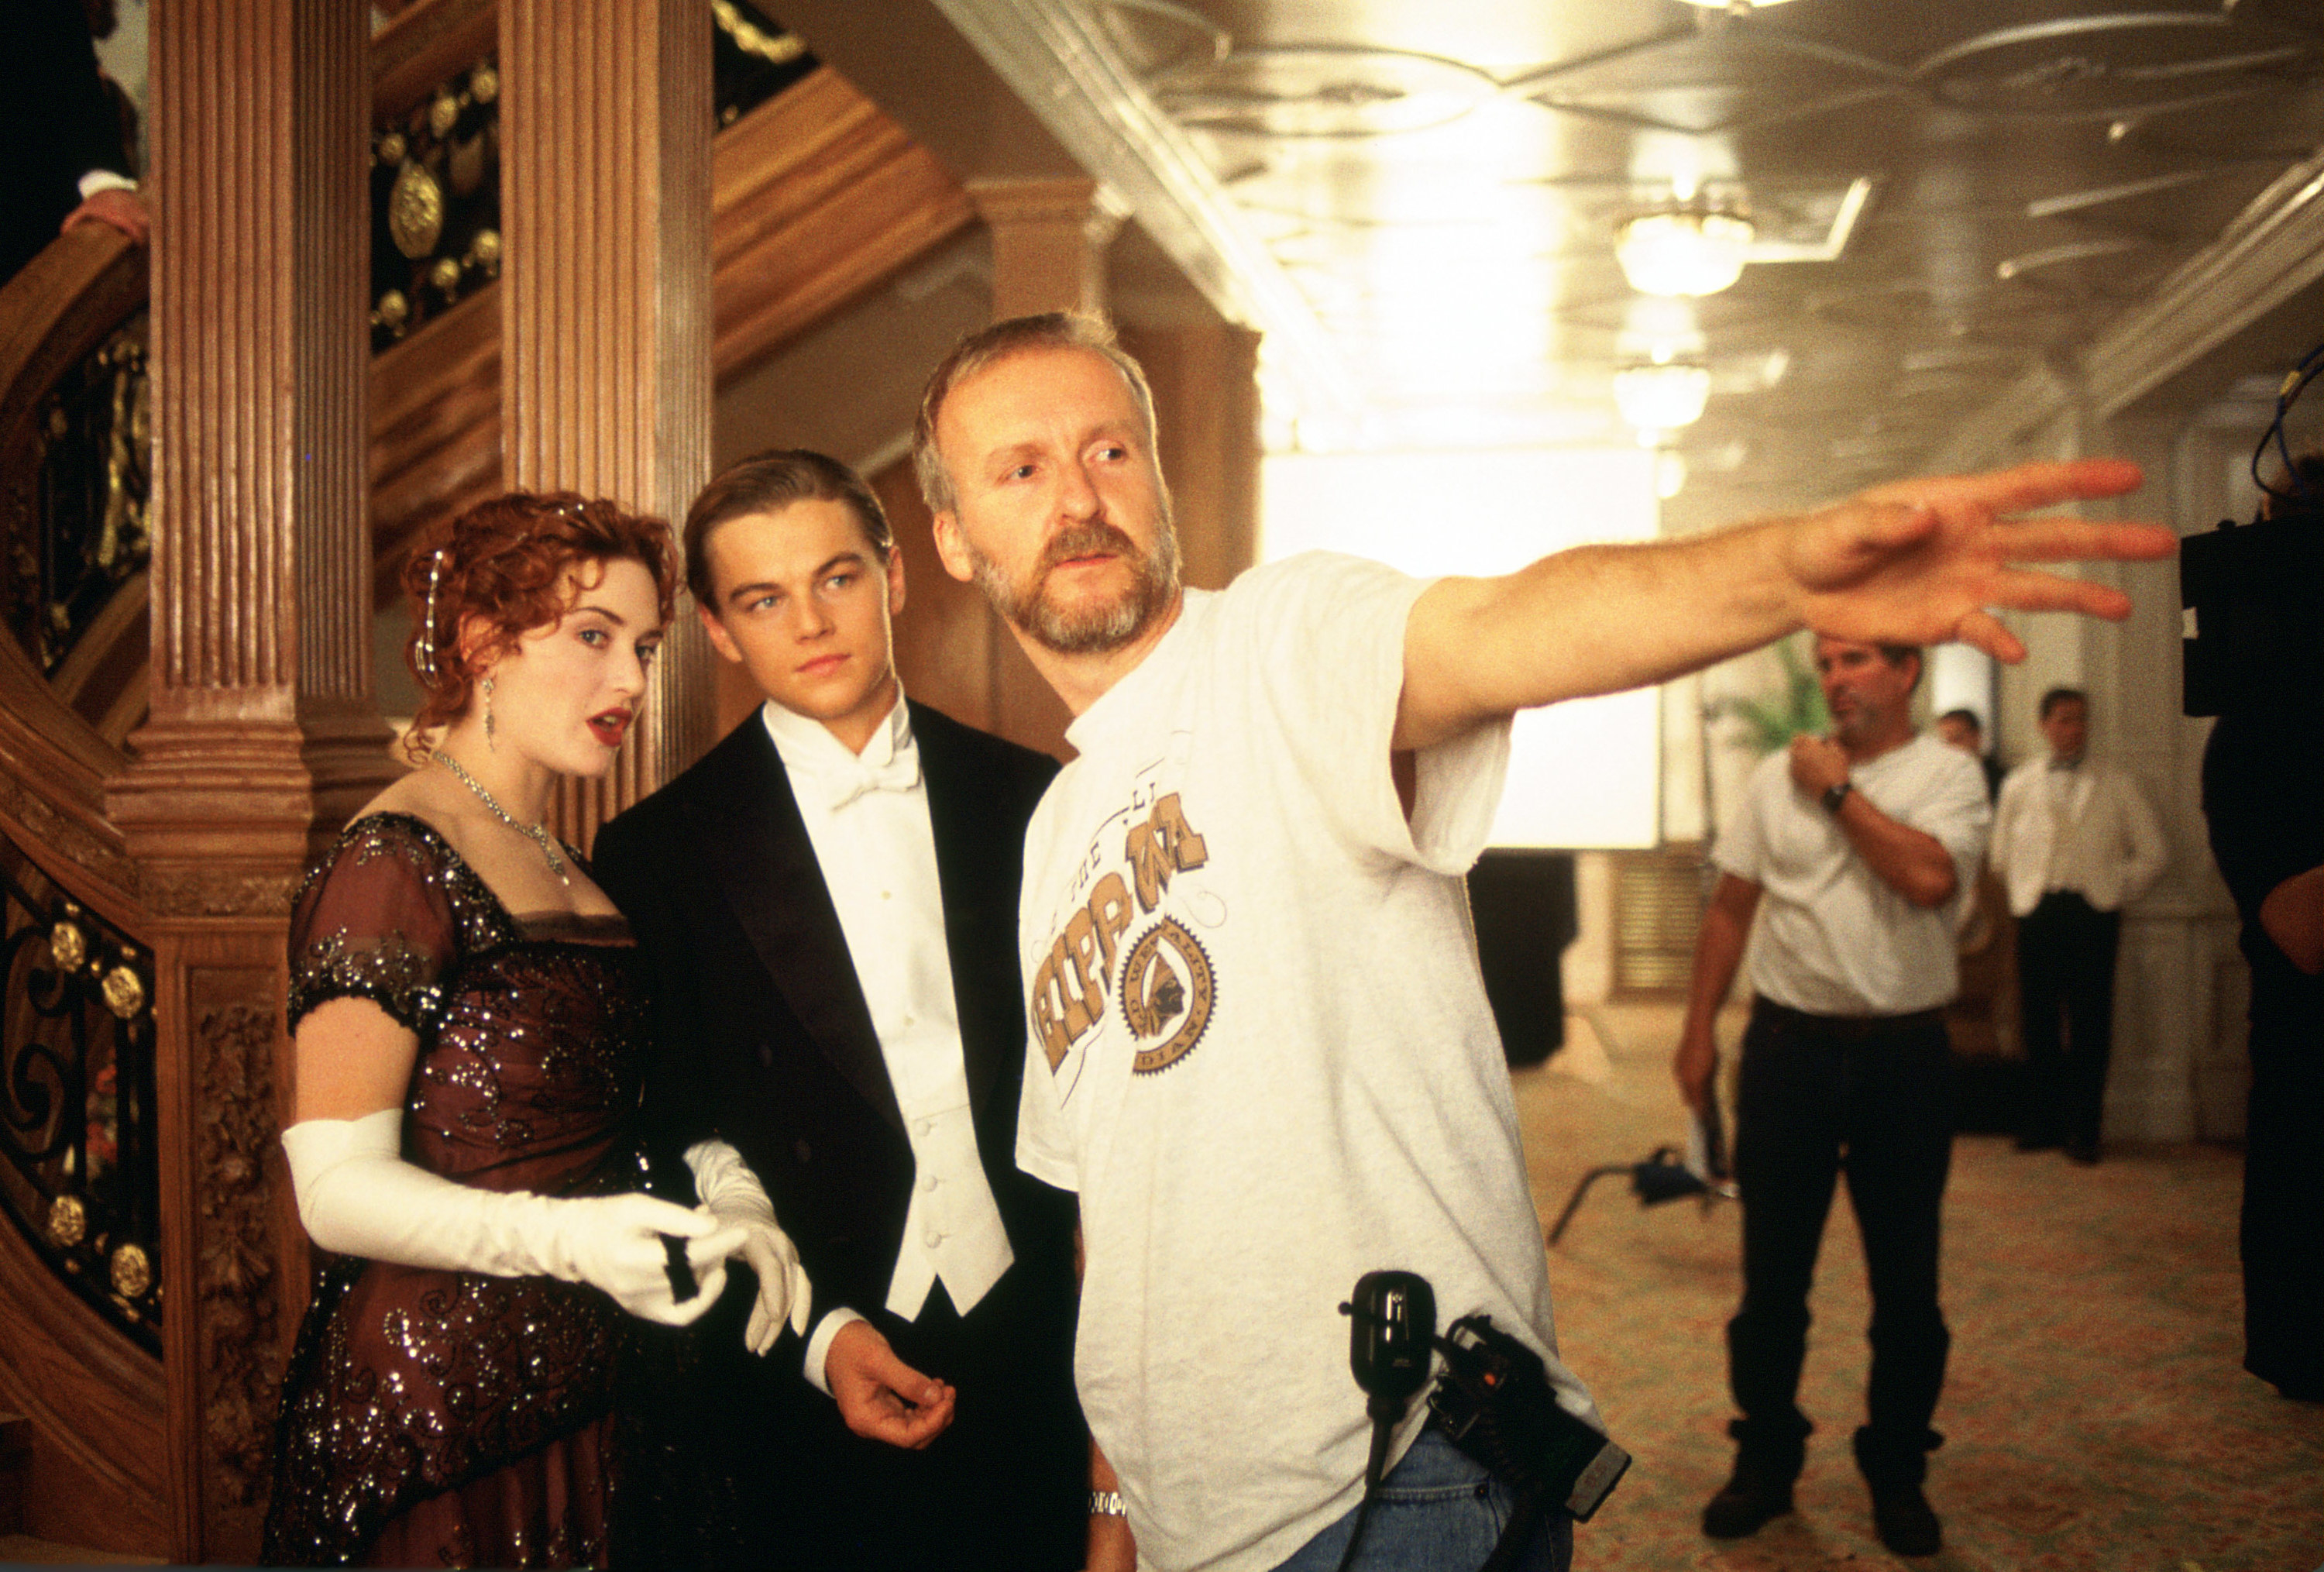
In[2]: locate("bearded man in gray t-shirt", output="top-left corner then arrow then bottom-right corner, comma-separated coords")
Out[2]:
908,311 -> 2171,1572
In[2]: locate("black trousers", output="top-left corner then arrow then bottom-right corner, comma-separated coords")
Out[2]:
617,1261 -> 1087,1571
1728,999 -> 1954,1485
2015,891 -> 2122,1147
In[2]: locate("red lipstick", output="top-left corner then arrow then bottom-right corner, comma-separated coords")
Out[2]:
588,709 -> 632,748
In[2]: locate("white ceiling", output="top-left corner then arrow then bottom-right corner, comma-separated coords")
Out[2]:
921,0 -> 2324,529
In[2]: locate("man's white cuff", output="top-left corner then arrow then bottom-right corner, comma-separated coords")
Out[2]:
804,1304 -> 866,1395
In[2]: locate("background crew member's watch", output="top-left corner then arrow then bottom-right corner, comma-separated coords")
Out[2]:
1821,780 -> 1853,814
1091,1491 -> 1127,1517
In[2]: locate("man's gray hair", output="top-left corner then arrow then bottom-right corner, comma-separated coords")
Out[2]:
911,312 -> 1162,516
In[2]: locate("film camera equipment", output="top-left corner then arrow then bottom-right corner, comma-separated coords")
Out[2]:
1336,1271 -> 1629,1571
2181,341 -> 2324,718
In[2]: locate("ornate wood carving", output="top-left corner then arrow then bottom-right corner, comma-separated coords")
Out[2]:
188,989 -> 280,1526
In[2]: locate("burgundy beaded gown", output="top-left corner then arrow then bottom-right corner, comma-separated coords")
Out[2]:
261,813 -> 654,1569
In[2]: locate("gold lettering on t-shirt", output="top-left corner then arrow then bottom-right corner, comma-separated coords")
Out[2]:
1031,951 -> 1071,1069
1090,872 -> 1133,980
1033,796 -> 1214,1074
1126,793 -> 1210,912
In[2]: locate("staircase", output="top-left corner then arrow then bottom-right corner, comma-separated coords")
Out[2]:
0,2 -> 985,1560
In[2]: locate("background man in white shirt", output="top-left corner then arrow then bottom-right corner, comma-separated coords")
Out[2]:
594,450 -> 1086,1570
911,311 -> 2171,1572
1676,638 -> 1989,1558
1989,688 -> 2166,1164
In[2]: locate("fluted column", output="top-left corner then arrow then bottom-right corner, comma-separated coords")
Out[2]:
500,0 -> 714,837
105,1 -> 391,1560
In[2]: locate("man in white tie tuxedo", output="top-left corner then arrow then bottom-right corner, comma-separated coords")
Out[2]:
593,450 -> 1086,1570
1989,688 -> 2167,1163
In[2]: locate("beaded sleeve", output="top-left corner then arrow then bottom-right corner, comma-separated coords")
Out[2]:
287,814 -> 466,1035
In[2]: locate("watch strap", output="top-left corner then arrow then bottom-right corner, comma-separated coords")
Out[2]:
1091,1489 -> 1128,1517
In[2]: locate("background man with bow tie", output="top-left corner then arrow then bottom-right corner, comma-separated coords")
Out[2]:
1989,687 -> 2167,1164
593,449 -> 1086,1570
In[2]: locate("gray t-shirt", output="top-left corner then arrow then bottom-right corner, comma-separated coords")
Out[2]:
1016,553 -> 1597,1572
1716,731 -> 1990,1015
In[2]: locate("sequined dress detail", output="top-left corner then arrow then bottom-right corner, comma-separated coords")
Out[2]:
261,813 -> 649,1568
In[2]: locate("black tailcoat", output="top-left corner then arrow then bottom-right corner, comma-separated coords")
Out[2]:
593,701 -> 1081,1571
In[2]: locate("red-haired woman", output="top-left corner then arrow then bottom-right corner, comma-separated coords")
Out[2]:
260,494 -> 806,1567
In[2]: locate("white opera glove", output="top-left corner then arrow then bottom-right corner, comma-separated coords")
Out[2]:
685,1137 -> 813,1354
282,1109 -> 745,1326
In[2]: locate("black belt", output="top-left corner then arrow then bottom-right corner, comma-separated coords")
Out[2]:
1752,997 -> 1944,1040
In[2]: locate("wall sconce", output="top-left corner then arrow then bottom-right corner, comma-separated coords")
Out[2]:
1617,210 -> 1755,298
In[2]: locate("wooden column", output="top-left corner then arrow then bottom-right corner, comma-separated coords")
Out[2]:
1120,322 -> 1263,592
105,1 -> 394,1560
500,0 -> 714,832
971,175 -> 1122,321
958,177 -> 1125,758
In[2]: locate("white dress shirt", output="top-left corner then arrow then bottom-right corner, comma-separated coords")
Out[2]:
759,694 -> 1013,1391
1990,755 -> 2168,918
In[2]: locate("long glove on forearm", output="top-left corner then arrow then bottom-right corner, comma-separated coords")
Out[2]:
282,1109 -> 741,1326
685,1137 -> 813,1354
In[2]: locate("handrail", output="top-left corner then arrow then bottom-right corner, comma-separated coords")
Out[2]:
0,222 -> 164,1555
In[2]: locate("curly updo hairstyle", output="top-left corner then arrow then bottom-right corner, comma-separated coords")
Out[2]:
399,492 -> 679,761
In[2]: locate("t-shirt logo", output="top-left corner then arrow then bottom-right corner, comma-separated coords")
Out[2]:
1119,917 -> 1214,1075
1032,792 -> 1212,1074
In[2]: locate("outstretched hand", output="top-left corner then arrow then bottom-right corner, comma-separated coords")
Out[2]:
1786,459 -> 2174,662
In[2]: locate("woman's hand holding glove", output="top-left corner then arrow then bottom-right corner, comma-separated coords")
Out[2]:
282,1109 -> 742,1326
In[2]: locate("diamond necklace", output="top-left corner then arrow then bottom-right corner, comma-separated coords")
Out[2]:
431,748 -> 570,884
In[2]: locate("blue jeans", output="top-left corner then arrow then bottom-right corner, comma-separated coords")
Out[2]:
1269,1429 -> 1573,1572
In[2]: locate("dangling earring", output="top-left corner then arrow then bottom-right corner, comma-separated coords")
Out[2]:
482,674 -> 497,751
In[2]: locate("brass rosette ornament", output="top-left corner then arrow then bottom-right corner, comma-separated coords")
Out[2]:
1,865 -> 162,1351
370,59 -> 504,350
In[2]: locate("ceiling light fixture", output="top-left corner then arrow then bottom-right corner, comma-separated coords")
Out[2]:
1673,0 -> 1800,9
1618,209 -> 1755,298
1614,362 -> 1712,432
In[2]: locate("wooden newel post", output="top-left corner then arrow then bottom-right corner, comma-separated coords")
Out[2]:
500,0 -> 716,836
105,0 -> 396,1561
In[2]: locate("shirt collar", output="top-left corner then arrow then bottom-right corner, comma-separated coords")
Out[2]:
759,686 -> 912,777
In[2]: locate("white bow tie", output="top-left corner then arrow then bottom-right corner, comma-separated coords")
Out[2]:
821,750 -> 920,811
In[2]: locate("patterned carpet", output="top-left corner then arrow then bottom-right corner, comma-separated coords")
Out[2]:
1520,1003 -> 2324,1572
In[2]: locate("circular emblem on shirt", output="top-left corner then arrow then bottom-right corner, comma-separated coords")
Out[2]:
1119,917 -> 1214,1075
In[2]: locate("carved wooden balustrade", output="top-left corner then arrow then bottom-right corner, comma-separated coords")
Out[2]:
0,224 -> 170,1557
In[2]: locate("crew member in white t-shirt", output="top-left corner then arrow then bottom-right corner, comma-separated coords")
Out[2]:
1674,637 -> 1989,1559
908,311 -> 2169,1572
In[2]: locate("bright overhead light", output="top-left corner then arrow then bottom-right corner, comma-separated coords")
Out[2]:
1673,0 -> 1800,9
1618,210 -> 1755,298
1614,362 -> 1712,432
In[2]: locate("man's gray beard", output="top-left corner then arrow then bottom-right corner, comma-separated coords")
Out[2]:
971,519 -> 1182,657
